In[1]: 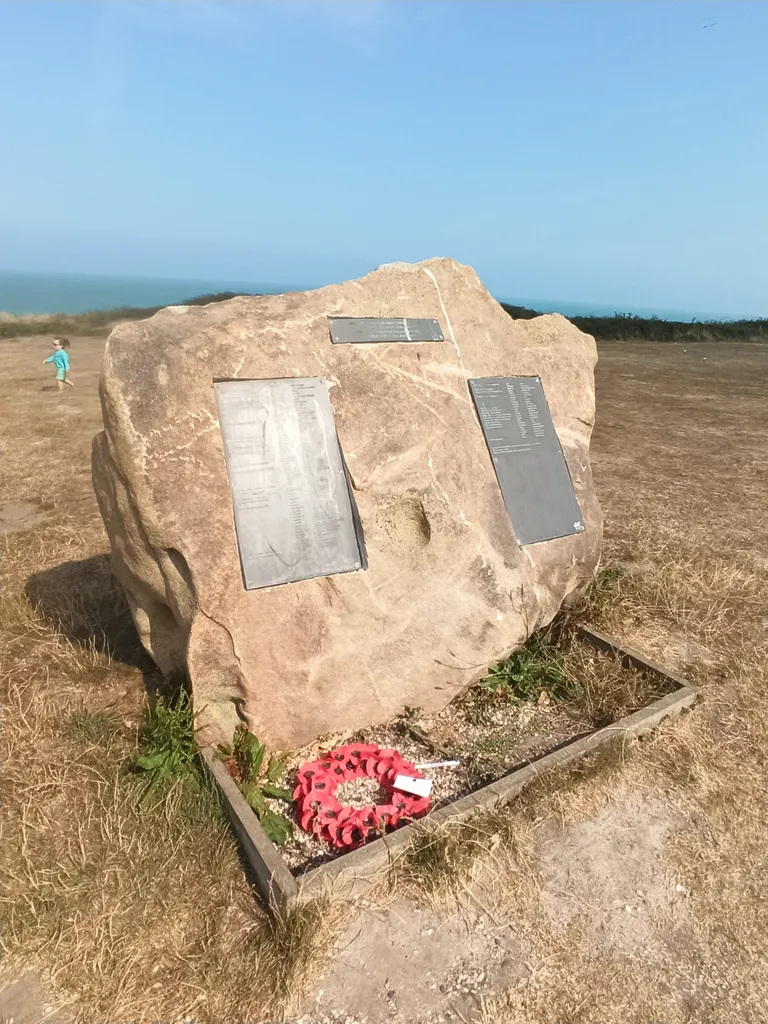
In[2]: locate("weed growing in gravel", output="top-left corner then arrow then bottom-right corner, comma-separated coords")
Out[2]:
479,631 -> 569,701
466,600 -> 666,730
217,725 -> 294,844
462,630 -> 570,723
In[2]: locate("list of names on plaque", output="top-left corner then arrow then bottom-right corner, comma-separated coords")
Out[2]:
469,376 -> 585,546
215,378 -> 364,590
328,317 -> 445,345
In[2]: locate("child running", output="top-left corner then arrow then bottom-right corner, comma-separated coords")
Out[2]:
44,338 -> 74,391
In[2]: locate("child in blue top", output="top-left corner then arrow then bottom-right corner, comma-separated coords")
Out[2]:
44,338 -> 74,391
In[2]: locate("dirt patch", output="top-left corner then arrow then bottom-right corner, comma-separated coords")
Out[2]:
0,501 -> 47,536
0,971 -> 73,1024
538,792 -> 689,956
307,898 -> 527,1024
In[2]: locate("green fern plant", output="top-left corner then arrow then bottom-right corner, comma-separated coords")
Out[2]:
218,726 -> 294,845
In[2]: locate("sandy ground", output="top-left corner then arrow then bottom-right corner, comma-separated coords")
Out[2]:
1,333 -> 767,1023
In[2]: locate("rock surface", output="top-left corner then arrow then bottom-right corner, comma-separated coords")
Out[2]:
92,258 -> 601,749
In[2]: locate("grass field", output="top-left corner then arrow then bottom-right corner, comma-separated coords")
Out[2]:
1,333 -> 767,1023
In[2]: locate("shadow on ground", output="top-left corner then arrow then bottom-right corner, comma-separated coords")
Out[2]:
25,553 -> 156,673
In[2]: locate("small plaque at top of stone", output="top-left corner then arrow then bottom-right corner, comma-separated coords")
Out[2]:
328,317 -> 445,345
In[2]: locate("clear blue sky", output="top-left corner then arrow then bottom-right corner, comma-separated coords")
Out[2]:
1,1 -> 766,317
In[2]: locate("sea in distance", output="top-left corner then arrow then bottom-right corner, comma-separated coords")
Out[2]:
0,269 -> 737,322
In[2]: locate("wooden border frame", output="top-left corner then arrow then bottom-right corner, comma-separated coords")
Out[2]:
201,625 -> 699,910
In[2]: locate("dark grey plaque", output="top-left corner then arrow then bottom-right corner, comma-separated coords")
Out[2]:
215,378 -> 365,590
329,317 -> 444,344
469,376 -> 584,546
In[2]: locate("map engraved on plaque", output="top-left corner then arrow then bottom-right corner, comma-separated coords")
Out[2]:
328,317 -> 445,345
469,376 -> 585,546
215,378 -> 366,590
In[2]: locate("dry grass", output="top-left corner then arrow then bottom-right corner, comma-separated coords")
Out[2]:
560,638 -> 670,727
392,820 -> 488,903
2,337 -> 768,1022
0,536 -> 338,1022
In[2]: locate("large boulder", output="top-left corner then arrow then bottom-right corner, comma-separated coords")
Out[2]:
92,258 -> 601,749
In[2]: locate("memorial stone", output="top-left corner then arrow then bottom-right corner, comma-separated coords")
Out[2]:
92,258 -> 602,749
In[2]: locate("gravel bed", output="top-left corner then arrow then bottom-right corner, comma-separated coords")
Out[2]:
278,697 -> 587,873
273,643 -> 660,873
334,777 -> 386,809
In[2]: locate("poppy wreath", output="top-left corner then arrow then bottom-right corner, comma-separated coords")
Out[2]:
294,743 -> 431,849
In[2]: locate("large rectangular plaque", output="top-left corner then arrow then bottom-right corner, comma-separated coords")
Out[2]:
469,376 -> 584,546
215,378 -> 365,590
329,317 -> 444,344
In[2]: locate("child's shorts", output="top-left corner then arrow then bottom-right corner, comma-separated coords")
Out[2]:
56,370 -> 66,381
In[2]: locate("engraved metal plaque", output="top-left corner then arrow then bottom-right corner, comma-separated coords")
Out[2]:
328,317 -> 444,344
215,378 -> 366,590
469,376 -> 584,546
